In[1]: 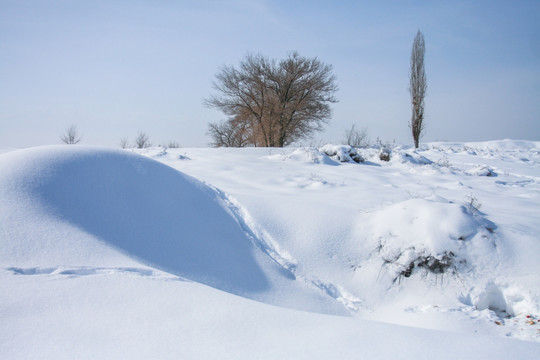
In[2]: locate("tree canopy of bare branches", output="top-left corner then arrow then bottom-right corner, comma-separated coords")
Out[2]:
207,119 -> 252,148
61,125 -> 81,144
409,30 -> 427,149
205,52 -> 338,147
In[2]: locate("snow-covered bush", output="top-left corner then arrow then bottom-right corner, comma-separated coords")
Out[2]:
319,144 -> 364,163
465,165 -> 496,177
379,147 -> 391,162
155,147 -> 168,157
356,198 -> 496,284
463,194 -> 482,215
383,248 -> 458,284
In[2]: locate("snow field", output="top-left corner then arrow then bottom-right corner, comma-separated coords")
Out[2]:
1,140 -> 540,358
3,269 -> 538,360
146,141 -> 540,341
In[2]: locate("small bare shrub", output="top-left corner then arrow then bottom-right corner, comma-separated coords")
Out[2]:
135,131 -> 151,149
343,124 -> 370,148
167,140 -> 180,148
464,194 -> 482,214
61,125 -> 81,144
119,137 -> 130,149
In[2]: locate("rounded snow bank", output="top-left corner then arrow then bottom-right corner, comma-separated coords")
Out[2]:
355,197 -> 497,283
0,146 -> 297,297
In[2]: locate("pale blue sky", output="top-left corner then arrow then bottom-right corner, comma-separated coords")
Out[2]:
1,0 -> 539,148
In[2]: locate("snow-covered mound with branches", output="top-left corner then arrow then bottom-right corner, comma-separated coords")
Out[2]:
354,197 -> 497,284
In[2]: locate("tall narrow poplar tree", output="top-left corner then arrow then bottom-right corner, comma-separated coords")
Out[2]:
409,30 -> 427,149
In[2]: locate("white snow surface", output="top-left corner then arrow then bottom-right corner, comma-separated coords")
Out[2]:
1,140 -> 540,359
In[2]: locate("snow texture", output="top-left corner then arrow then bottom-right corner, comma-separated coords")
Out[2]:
1,140 -> 540,359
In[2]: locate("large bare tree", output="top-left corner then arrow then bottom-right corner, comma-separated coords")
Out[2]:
409,30 -> 427,149
205,52 -> 338,147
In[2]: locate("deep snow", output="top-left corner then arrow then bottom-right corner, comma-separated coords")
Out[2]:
1,140 -> 539,359
0,146 -> 342,314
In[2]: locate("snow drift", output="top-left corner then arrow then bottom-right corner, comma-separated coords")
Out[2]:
0,146 -> 340,312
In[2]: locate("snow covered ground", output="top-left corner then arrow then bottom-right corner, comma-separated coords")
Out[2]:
1,140 -> 539,359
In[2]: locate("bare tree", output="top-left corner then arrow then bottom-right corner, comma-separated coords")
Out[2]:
167,140 -> 181,148
119,137 -> 130,149
343,124 -> 369,148
409,30 -> 427,149
134,131 -> 151,149
205,52 -> 338,147
61,125 -> 81,144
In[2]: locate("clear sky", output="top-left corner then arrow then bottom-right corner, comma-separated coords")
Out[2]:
1,0 -> 539,148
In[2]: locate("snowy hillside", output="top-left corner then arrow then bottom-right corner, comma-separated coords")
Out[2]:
1,140 -> 539,359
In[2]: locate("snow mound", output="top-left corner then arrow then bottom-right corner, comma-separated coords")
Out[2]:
391,150 -> 433,165
268,147 -> 337,165
356,198 -> 496,282
0,146 -> 342,312
465,164 -> 496,177
459,281 -> 539,321
470,282 -> 514,316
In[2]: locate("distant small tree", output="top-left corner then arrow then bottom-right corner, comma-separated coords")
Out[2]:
343,124 -> 369,148
167,140 -> 181,148
135,131 -> 151,149
409,30 -> 427,149
61,125 -> 81,144
119,137 -> 130,149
